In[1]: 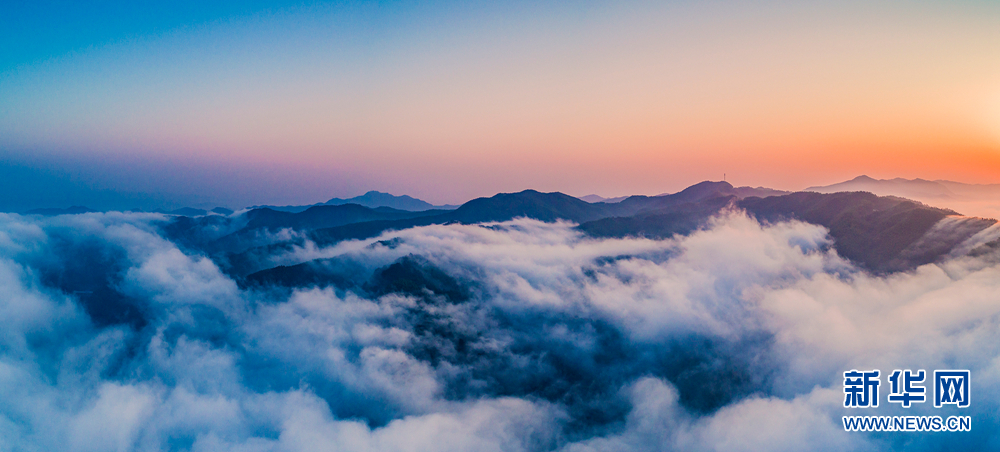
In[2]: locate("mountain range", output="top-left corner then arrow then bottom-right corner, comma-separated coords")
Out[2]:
806,175 -> 1000,200
578,194 -> 629,203
27,177 -> 1000,282
151,179 -> 1000,286
23,176 -> 997,219
254,190 -> 460,213
18,176 -> 1000,449
580,185 -> 787,204
806,175 -> 1000,219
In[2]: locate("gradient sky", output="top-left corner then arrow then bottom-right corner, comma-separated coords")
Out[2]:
2,0 -> 1000,210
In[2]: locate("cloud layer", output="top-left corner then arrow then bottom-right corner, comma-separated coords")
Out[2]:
0,211 -> 998,451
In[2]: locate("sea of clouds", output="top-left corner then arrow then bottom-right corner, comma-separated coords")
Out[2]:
0,210 -> 998,451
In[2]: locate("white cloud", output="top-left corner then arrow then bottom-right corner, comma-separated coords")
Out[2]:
1,211 -> 999,451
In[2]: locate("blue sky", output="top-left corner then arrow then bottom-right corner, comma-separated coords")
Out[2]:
2,0 -> 310,70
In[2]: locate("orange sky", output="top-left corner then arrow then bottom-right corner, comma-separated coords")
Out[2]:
1,0 -> 999,207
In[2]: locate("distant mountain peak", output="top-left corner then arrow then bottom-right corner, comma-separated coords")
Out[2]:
579,194 -> 629,203
249,191 -> 458,213
654,181 -> 735,200
324,191 -> 448,211
806,176 -> 956,199
678,180 -> 734,193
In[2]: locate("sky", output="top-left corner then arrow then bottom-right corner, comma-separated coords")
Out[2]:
2,0 -> 1000,210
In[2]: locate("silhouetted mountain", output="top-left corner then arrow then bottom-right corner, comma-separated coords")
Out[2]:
325,190 -> 458,211
25,206 -> 96,215
647,181 -> 735,200
302,182 -> 746,252
579,194 -> 628,203
447,190 -> 616,223
251,191 -> 458,213
211,207 -> 234,215
306,182 -> 782,248
33,232 -> 146,328
578,182 -> 784,240
936,180 -> 1000,198
575,188 -> 992,272
308,218 -> 435,248
243,255 -> 369,291
732,186 -> 789,198
969,238 -> 1000,259
244,204 -> 442,231
890,216 -> 998,268
579,195 -> 736,239
649,183 -> 786,199
586,185 -> 992,272
214,181 -> 997,278
366,255 -> 469,301
806,175 -> 956,199
739,192 -> 979,272
580,183 -> 785,204
245,253 -> 469,303
302,190 -> 614,250
195,204 -> 444,260
805,176 -> 1000,219
612,181 -> 738,216
304,187 -> 683,247
159,213 -> 242,254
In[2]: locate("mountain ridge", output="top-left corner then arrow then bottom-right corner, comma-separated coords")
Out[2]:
254,190 -> 459,213
805,175 -> 1000,220
159,179 -> 1000,279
